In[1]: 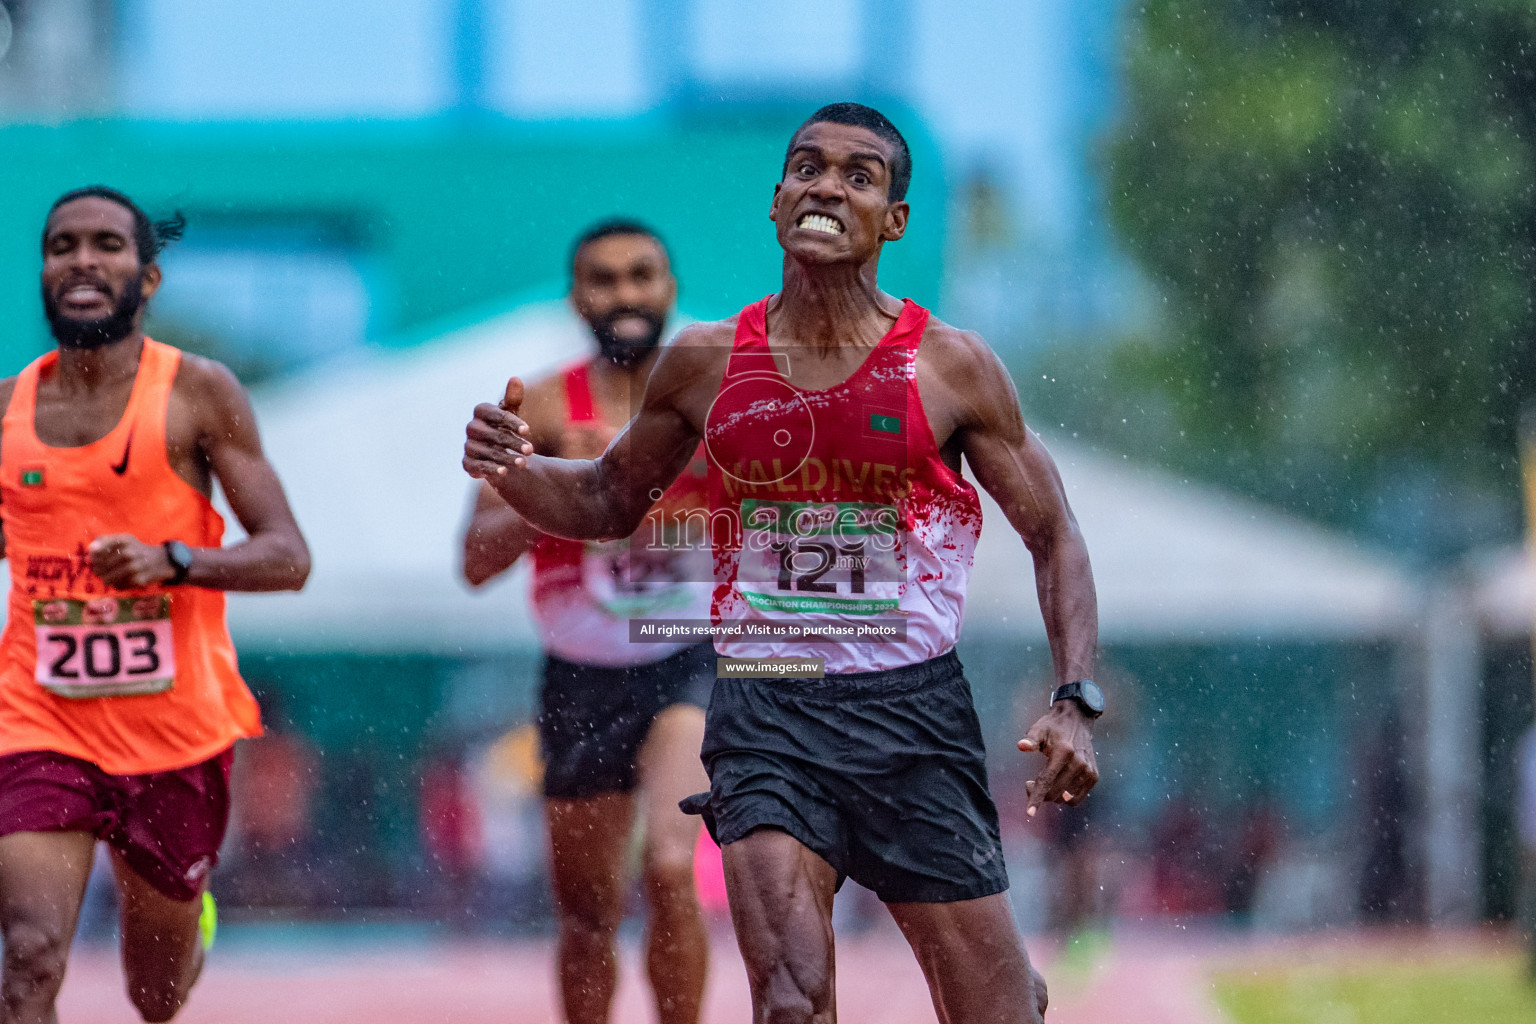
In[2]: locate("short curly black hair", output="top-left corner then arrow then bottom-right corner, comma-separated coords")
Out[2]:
569,218 -> 668,275
43,186 -> 186,266
783,103 -> 912,203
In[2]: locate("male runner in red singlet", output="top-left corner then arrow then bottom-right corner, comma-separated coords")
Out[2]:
465,105 -> 1099,1024
0,187 -> 310,1023
461,221 -> 712,1024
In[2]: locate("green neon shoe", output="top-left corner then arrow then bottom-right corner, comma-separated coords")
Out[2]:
198,891 -> 217,952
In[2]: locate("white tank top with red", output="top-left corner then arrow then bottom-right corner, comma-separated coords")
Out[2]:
530,361 -> 713,667
704,298 -> 983,673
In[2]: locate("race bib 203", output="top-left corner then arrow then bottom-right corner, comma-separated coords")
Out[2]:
33,596 -> 175,698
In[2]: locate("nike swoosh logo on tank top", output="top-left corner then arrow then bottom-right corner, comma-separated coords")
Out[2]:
110,430 -> 133,475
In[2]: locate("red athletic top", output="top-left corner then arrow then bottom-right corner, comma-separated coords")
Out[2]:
529,360 -> 711,666
704,298 -> 983,672
0,339 -> 261,774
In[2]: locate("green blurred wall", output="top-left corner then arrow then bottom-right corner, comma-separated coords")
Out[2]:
0,109 -> 944,900
0,110 -> 945,372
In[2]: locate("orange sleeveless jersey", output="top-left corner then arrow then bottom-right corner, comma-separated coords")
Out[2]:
0,339 -> 261,774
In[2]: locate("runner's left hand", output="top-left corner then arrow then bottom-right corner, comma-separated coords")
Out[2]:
1018,702 -> 1098,816
88,535 -> 175,589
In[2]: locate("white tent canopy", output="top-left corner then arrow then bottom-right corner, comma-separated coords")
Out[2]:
228,301 -> 1421,652
970,446 -> 1421,642
226,299 -> 589,654
1469,545 -> 1535,639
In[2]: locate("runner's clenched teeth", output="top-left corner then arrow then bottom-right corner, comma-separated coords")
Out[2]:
797,214 -> 844,235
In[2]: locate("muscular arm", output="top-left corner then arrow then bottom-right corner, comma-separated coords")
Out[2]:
91,358 -> 310,592
461,483 -> 542,586
461,372 -> 569,585
953,359 -> 1097,689
463,324 -> 725,539
927,328 -> 1100,813
194,363 -> 311,590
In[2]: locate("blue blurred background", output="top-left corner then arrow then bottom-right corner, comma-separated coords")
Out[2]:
0,0 -> 1139,376
3,1 -> 1535,970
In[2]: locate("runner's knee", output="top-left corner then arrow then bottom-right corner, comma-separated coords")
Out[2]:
642,843 -> 696,894
549,851 -> 628,936
2,918 -> 71,1004
761,993 -> 816,1024
126,977 -> 191,1024
745,944 -> 832,1024
556,886 -> 625,940
1031,965 -> 1049,1021
121,937 -> 199,1023
758,965 -> 829,1024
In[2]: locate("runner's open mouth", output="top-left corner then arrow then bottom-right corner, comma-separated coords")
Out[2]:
59,282 -> 112,309
797,214 -> 844,235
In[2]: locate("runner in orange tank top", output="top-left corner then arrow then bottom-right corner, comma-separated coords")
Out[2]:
0,188 -> 310,1024
462,222 -> 711,1024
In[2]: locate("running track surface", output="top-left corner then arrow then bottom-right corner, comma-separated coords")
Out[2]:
52,923 -> 1510,1023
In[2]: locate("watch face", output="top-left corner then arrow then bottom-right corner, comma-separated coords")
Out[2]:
167,541 -> 193,571
1079,680 -> 1106,714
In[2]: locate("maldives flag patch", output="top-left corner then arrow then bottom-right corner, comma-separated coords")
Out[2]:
19,467 -> 43,487
869,413 -> 902,435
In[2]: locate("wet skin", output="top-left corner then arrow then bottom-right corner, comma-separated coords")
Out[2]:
0,197 -> 310,1024
462,233 -> 708,1024
465,122 -> 1099,1024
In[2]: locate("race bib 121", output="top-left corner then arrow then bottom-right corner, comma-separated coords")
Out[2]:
736,499 -> 904,614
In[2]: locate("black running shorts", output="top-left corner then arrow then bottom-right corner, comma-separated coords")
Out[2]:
538,643 -> 714,800
685,650 -> 1009,904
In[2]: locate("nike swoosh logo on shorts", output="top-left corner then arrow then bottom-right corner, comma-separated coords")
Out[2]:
111,431 -> 133,475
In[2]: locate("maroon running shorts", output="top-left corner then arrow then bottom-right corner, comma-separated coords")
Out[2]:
0,748 -> 234,902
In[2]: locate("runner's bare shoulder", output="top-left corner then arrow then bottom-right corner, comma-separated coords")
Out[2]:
0,375 -> 18,426
913,315 -> 1021,440
670,316 -> 738,350
518,367 -> 573,454
0,375 -> 17,454
918,314 -> 1006,379
167,352 -> 262,450
646,317 -> 738,411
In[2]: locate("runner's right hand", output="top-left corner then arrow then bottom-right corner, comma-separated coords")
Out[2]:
88,534 -> 177,588
463,378 -> 534,479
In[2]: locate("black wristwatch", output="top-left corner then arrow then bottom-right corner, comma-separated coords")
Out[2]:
1051,679 -> 1105,719
163,540 -> 194,586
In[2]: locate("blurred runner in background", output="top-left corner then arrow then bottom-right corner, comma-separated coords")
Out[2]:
220,689 -> 321,910
461,221 -> 712,1024
0,187 -> 309,1023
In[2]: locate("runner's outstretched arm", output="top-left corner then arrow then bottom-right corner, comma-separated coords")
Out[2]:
461,371 -> 571,585
463,330 -> 711,540
940,331 -> 1100,816
88,359 -> 310,592
462,483 -> 543,586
